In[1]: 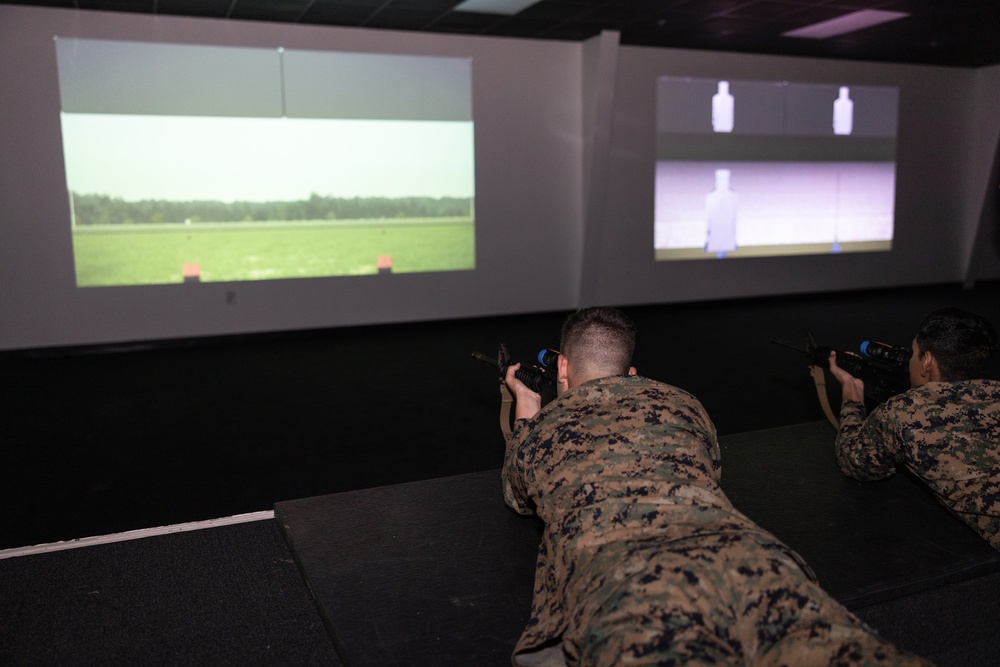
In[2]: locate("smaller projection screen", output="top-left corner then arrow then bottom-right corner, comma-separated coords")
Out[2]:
654,76 -> 899,260
55,38 -> 475,287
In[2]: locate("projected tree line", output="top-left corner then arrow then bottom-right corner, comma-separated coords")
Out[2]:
71,192 -> 473,226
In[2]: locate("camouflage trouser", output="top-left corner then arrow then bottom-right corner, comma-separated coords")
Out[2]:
564,532 -> 935,667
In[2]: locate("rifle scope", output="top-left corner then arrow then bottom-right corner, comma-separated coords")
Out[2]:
860,340 -> 911,365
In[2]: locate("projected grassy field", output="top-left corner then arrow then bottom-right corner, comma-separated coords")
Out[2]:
72,218 -> 475,286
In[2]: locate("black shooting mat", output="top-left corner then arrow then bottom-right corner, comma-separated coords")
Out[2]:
276,469 -> 541,667
276,420 -> 1000,667
717,420 -> 1000,607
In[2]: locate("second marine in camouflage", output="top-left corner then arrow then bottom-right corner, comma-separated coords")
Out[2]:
831,307 -> 1000,550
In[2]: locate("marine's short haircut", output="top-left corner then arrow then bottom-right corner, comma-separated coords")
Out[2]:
915,307 -> 998,381
560,306 -> 636,377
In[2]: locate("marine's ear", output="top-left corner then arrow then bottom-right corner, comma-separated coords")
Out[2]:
922,351 -> 942,382
557,354 -> 570,391
628,366 -> 637,376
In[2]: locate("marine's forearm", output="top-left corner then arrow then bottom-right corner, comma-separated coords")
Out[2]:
835,401 -> 894,480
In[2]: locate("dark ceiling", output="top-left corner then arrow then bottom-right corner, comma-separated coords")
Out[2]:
6,0 -> 1000,68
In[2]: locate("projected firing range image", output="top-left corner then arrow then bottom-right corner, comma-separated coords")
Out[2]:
654,76 -> 899,260
56,38 -> 475,286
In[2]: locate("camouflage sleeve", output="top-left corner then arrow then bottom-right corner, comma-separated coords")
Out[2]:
502,417 -> 537,516
835,399 -> 899,480
698,400 -> 722,478
682,394 -> 722,479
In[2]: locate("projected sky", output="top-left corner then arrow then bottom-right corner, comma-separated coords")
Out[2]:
61,114 -> 474,202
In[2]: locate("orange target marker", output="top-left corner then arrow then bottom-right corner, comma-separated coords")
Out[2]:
183,262 -> 201,283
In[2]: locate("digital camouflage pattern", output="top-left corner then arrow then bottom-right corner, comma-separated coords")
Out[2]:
837,378 -> 1000,550
504,375 -> 933,667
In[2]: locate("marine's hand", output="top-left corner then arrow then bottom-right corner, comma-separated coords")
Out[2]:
828,351 -> 865,403
505,362 -> 543,420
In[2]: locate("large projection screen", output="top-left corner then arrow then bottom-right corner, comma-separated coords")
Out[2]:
654,76 -> 899,260
57,39 -> 476,287
582,43 -> 982,307
0,6 -> 583,350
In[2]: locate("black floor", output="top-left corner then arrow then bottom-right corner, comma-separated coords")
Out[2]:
3,280 -> 1000,550
0,517 -> 341,666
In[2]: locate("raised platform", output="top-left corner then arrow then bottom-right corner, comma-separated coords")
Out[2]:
275,420 -> 1000,667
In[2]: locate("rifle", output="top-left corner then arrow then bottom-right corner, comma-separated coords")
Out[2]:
772,334 -> 910,429
472,343 -> 559,441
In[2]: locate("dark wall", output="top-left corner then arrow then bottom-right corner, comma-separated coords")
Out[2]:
3,280 -> 999,549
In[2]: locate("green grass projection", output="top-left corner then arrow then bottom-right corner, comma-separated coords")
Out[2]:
72,219 -> 475,286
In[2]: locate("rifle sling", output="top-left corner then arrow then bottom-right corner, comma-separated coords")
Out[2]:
499,382 -> 514,444
809,364 -> 840,430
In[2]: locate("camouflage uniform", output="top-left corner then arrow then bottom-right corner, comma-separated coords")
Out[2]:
504,375 -> 931,667
836,379 -> 1000,550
